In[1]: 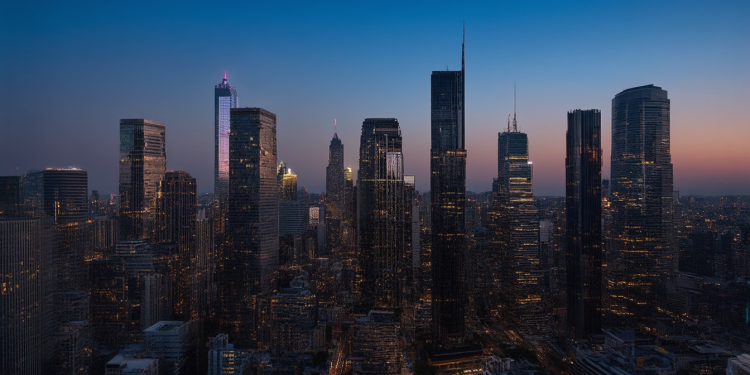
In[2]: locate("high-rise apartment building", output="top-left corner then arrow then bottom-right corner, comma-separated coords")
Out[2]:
494,110 -> 545,336
609,85 -> 673,328
219,107 -> 278,346
153,171 -> 197,321
430,33 -> 467,346
215,71 -> 238,204
325,130 -> 345,255
119,119 -> 166,240
357,118 -> 409,309
565,109 -> 603,338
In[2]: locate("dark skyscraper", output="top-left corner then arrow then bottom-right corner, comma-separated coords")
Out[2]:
357,118 -> 409,309
609,85 -> 673,328
565,109 -> 602,338
325,126 -> 345,255
119,119 -> 166,240
152,170 -> 197,321
430,32 -> 466,346
215,71 -> 238,203
219,107 -> 278,346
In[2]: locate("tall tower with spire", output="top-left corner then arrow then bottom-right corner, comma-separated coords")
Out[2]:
492,89 -> 547,337
430,28 -> 466,347
215,71 -> 238,211
325,120 -> 345,255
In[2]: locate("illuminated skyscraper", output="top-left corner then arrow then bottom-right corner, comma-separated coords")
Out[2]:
214,71 -> 238,204
565,109 -> 602,338
119,119 -> 166,240
153,171 -> 197,321
219,107 -> 278,346
494,106 -> 545,336
325,127 -> 345,255
609,85 -> 673,328
430,32 -> 466,346
357,118 -> 409,309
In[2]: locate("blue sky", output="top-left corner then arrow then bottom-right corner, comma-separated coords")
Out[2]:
1,1 -> 748,195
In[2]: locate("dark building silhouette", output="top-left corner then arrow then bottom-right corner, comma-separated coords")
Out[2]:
430,32 -> 467,346
609,85 -> 673,328
325,129 -> 345,256
565,109 -> 603,338
119,119 -> 166,240
219,107 -> 278,346
215,71 -> 238,205
357,118 -> 409,309
153,170 -> 197,321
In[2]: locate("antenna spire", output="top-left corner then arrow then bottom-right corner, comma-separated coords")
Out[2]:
507,114 -> 511,133
512,83 -> 518,132
223,70 -> 227,81
462,21 -> 465,73
334,119 -> 337,135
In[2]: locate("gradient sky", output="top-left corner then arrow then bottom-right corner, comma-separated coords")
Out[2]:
1,1 -> 748,196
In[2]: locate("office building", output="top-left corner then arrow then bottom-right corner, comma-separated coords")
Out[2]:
494,106 -> 545,337
357,118 -> 409,309
219,107 -> 278,346
609,85 -> 673,328
351,310 -> 400,375
119,119 -> 166,240
326,128 -> 345,255
215,71 -> 238,204
270,276 -> 316,354
565,109 -> 603,338
430,32 -> 467,346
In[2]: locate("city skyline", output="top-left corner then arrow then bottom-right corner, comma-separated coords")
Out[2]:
1,2 -> 748,197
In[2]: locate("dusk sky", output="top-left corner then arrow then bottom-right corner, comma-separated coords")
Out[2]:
1,1 -> 748,196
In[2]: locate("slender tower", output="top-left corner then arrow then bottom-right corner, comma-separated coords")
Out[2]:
430,28 -> 466,346
325,121 -> 345,255
565,109 -> 602,338
214,71 -> 238,206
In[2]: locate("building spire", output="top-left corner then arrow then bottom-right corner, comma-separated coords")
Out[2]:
461,21 -> 465,74
512,83 -> 518,132
334,119 -> 337,136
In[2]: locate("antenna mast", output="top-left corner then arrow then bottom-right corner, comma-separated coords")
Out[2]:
512,83 -> 518,132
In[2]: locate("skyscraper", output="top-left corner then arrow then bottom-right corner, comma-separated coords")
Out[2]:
357,118 -> 409,309
609,85 -> 673,328
152,170 -> 197,321
119,119 -> 166,240
430,32 -> 466,346
493,105 -> 545,336
219,107 -> 278,346
565,109 -> 602,338
325,127 -> 345,255
215,71 -> 238,204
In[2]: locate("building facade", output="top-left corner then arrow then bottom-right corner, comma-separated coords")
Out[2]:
215,71 -> 238,204
609,85 -> 673,328
430,34 -> 467,347
119,119 -> 166,240
325,131 -> 345,256
219,107 -> 278,346
565,109 -> 603,338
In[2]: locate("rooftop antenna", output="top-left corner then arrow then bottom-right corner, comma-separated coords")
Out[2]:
512,83 -> 518,132
507,114 -> 511,133
462,20 -> 465,73
334,119 -> 337,135
446,63 -> 449,71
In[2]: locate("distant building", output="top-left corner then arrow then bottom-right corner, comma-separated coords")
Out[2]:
727,354 -> 750,375
208,334 -> 236,375
143,321 -> 193,375
270,276 -> 316,354
119,119 -> 166,240
105,353 -> 159,375
214,71 -> 238,205
351,310 -> 400,374
325,129 -> 345,255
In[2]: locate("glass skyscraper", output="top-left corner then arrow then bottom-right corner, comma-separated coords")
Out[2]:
609,85 -> 673,329
430,33 -> 466,346
119,119 -> 166,240
565,109 -> 602,339
357,118 -> 409,309
219,107 -> 278,347
494,117 -> 545,337
215,71 -> 238,205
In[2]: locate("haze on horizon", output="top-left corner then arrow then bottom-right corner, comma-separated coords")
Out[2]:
1,1 -> 748,196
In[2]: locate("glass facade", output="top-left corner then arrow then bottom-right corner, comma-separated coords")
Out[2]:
609,85 -> 673,329
219,107 -> 278,347
357,118 -> 409,309
214,73 -> 238,204
430,38 -> 466,346
565,109 -> 602,338
119,119 -> 166,240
